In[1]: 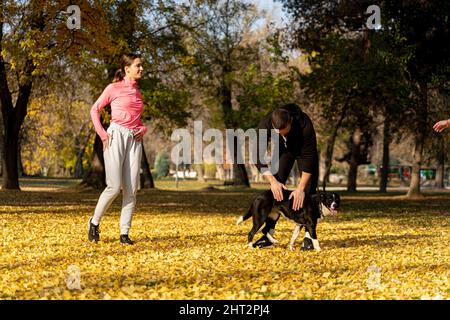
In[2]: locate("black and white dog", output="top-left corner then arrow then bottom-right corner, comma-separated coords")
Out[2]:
237,189 -> 340,251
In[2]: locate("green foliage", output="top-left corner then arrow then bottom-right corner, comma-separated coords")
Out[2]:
154,151 -> 171,179
140,79 -> 192,135
235,63 -> 296,130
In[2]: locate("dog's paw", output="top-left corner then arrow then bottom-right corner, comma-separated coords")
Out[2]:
288,244 -> 295,251
312,239 -> 321,251
236,216 -> 244,225
266,233 -> 278,244
301,237 -> 314,251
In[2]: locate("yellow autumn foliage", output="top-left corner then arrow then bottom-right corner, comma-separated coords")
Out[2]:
0,184 -> 449,300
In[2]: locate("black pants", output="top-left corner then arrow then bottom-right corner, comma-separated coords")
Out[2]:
261,151 -> 319,235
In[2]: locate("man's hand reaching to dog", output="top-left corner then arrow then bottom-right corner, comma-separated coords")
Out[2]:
289,188 -> 305,211
290,171 -> 312,211
265,174 -> 287,201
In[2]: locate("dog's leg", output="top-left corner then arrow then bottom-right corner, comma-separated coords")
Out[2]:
247,214 -> 265,247
266,231 -> 278,244
264,211 -> 280,243
247,225 -> 259,247
311,238 -> 321,251
306,224 -> 321,251
288,224 -> 303,250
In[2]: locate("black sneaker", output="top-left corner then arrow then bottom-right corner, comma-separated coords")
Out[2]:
300,237 -> 314,251
120,234 -> 134,245
253,235 -> 273,248
88,218 -> 100,242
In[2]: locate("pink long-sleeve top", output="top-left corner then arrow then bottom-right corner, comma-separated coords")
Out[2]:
90,77 -> 148,141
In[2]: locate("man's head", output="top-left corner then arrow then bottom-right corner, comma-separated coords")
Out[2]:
271,108 -> 292,136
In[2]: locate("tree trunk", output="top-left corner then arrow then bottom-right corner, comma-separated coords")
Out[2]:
379,112 -> 391,193
140,142 -> 154,189
0,7 -> 43,189
407,134 -> 424,196
0,120 -> 2,177
2,123 -> 20,189
233,164 -> 250,186
347,128 -> 362,192
435,136 -> 445,189
232,135 -> 250,186
220,78 -> 250,187
321,138 -> 334,189
80,134 -> 106,189
74,125 -> 93,179
407,82 -> 428,197
322,132 -> 339,190
1,71 -> 33,190
216,164 -> 225,180
195,164 -> 205,183
18,138 -> 24,177
321,92 -> 350,190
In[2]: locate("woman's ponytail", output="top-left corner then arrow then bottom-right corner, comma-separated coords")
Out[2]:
113,68 -> 125,83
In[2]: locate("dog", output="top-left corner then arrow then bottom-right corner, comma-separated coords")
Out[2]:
237,189 -> 340,251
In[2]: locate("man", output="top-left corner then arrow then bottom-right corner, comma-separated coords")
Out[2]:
254,103 -> 319,249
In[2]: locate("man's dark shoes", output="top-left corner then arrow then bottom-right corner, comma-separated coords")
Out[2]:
120,234 -> 134,245
88,218 -> 100,242
253,235 -> 274,248
301,237 -> 314,251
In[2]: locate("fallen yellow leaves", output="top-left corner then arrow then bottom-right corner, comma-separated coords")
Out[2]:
0,188 -> 449,300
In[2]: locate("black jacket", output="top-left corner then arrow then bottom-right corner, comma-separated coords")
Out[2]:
255,104 -> 318,175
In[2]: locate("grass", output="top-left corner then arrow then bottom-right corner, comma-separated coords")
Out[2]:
0,178 -> 449,299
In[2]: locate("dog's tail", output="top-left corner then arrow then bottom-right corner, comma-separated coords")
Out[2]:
236,205 -> 253,225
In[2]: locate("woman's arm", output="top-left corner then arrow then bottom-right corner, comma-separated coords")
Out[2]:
90,84 -> 113,141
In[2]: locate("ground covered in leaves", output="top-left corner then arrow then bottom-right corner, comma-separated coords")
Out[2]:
0,179 -> 449,299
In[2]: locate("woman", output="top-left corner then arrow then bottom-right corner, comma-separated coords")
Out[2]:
88,53 -> 147,245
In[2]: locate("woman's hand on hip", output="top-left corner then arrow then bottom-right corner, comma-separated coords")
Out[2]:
133,129 -> 144,141
102,134 -> 111,151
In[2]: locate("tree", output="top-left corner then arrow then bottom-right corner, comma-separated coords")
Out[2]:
383,1 -> 450,197
0,0 -> 112,189
179,0 -> 264,187
425,86 -> 450,189
279,0 -> 450,195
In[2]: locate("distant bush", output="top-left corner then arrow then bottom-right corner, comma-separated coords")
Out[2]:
154,152 -> 170,179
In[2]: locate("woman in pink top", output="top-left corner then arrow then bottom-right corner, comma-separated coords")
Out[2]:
88,53 -> 147,245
